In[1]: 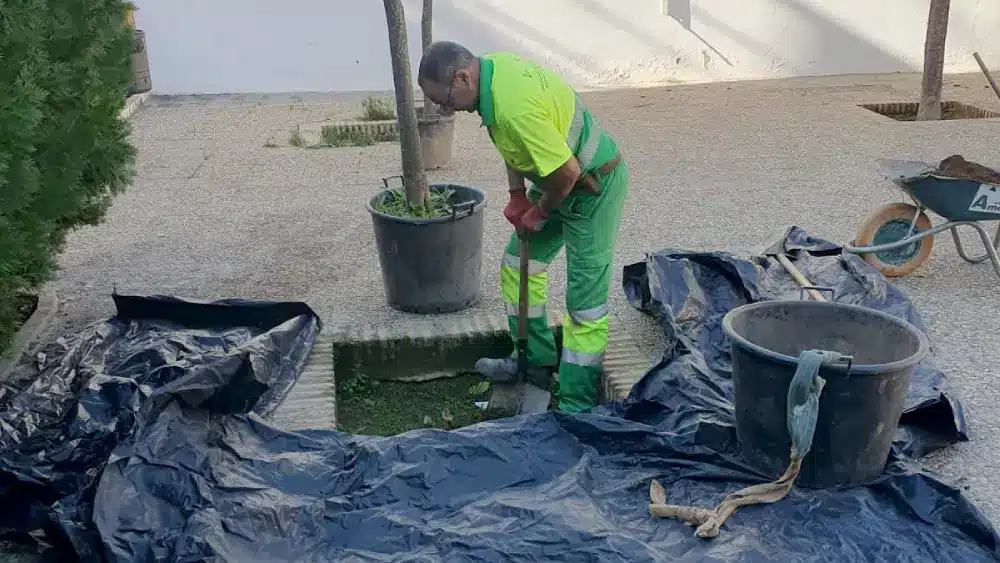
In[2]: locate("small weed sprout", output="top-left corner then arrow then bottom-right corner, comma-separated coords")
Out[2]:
289,127 -> 307,148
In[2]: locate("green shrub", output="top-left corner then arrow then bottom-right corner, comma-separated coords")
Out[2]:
0,0 -> 137,352
320,127 -> 377,147
361,96 -> 396,121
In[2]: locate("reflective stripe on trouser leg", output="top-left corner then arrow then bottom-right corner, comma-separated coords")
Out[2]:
501,252 -> 548,318
558,308 -> 609,413
500,245 -> 559,368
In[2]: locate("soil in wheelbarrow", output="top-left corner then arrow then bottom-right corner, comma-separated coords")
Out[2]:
935,155 -> 1000,184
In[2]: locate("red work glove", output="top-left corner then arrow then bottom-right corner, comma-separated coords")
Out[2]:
520,206 -> 548,232
503,191 -> 533,228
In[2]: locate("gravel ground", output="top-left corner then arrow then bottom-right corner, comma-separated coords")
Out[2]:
35,72 -> 1000,534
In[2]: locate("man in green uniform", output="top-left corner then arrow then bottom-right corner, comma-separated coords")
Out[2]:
417,41 -> 629,414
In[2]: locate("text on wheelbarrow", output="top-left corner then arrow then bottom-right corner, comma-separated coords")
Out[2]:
969,184 -> 1000,215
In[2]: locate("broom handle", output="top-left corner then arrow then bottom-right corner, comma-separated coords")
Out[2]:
776,254 -> 828,302
974,52 -> 1000,103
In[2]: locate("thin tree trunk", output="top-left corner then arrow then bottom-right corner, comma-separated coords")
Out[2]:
383,0 -> 429,208
421,0 -> 437,115
917,0 -> 951,121
421,0 -> 432,60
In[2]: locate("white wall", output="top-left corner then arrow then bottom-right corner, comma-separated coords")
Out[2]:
134,0 -> 1000,94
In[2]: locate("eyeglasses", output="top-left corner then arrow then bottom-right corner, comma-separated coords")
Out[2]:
444,70 -> 456,109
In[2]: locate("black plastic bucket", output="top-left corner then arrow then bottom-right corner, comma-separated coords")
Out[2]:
366,183 -> 486,314
722,300 -> 929,488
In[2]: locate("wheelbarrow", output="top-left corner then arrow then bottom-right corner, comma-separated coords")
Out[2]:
844,159 -> 1000,278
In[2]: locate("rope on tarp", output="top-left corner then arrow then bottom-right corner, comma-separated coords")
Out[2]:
649,349 -> 849,539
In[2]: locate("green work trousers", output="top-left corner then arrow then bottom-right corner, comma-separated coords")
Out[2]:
500,161 -> 629,413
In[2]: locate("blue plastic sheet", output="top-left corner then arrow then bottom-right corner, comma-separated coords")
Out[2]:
0,228 -> 997,562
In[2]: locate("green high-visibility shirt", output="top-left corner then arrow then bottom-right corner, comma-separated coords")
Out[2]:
477,53 -> 618,182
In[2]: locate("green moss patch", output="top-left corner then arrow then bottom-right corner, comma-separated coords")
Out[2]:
336,372 -> 508,436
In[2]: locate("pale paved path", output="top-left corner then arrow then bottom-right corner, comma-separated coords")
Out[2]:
46,72 -> 1000,524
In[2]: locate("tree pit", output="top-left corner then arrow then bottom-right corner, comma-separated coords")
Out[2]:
336,371 -> 510,436
860,101 -> 1000,121
325,315 -> 564,436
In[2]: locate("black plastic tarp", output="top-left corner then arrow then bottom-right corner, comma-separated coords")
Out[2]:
0,295 -> 321,560
2,228 -> 999,562
613,225 -> 969,460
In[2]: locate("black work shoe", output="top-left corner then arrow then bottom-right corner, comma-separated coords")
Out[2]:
474,356 -> 553,389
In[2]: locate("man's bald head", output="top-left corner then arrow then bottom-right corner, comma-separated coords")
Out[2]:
419,41 -> 476,84
418,41 -> 480,112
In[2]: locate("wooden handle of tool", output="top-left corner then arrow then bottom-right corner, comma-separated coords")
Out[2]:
776,254 -> 827,302
517,234 -> 531,338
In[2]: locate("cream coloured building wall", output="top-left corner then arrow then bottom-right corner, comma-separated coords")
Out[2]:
133,0 -> 1000,94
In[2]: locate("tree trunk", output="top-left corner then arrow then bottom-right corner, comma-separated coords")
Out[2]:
421,0 -> 437,115
917,0 -> 951,121
421,0 -> 433,59
383,0 -> 429,208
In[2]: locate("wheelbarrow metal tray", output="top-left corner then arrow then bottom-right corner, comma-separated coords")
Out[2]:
895,175 -> 1000,222
878,158 -> 1000,222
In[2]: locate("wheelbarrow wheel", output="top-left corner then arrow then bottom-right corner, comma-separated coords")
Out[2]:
854,202 -> 934,277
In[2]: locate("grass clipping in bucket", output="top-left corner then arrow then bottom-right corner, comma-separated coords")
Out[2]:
374,186 -> 456,219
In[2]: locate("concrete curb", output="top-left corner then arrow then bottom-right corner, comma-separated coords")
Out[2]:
329,311 -> 564,382
0,287 -> 58,381
270,331 -> 337,431
119,91 -> 151,121
323,120 -> 398,141
603,328 -> 657,401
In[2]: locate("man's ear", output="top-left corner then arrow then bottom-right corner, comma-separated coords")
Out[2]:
456,69 -> 473,87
